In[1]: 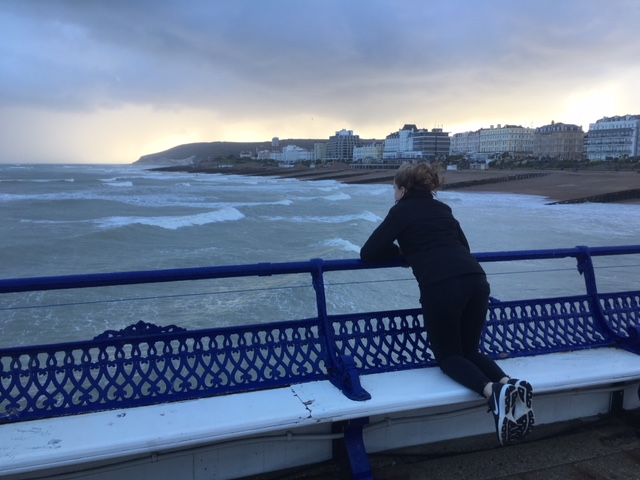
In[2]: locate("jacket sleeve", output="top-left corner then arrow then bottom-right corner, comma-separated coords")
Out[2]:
456,222 -> 471,251
360,208 -> 402,262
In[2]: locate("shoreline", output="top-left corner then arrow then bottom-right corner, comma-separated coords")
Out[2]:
153,164 -> 640,204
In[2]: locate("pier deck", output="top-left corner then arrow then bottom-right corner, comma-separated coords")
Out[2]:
244,408 -> 640,479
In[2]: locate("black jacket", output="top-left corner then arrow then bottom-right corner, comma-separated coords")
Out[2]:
360,188 -> 485,289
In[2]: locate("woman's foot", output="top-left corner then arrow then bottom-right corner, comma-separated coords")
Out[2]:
487,382 -> 519,445
507,378 -> 535,439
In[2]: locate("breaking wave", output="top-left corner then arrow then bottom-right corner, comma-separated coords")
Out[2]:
96,207 -> 245,230
262,211 -> 381,224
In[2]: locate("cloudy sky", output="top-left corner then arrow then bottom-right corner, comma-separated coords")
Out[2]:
1,0 -> 639,164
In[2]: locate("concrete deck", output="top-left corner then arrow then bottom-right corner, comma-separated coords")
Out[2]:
243,408 -> 640,479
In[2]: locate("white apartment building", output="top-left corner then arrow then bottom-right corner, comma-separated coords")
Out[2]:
585,115 -> 640,160
274,145 -> 313,163
383,125 -> 418,159
450,131 -> 480,157
257,145 -> 313,163
479,124 -> 534,157
451,124 -> 534,159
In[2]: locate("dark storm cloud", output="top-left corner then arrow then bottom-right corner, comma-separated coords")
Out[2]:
3,0 -> 637,113
1,0 -> 639,163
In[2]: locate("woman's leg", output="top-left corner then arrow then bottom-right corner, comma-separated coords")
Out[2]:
458,275 -> 508,383
421,275 -> 497,396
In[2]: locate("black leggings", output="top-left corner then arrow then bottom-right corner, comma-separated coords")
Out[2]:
420,274 -> 507,397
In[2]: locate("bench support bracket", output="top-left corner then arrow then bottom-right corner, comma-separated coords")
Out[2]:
338,417 -> 373,480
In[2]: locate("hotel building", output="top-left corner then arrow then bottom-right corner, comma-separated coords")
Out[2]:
585,115 -> 640,160
533,122 -> 584,161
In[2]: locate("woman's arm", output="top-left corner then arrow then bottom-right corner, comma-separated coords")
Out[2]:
360,210 -> 402,262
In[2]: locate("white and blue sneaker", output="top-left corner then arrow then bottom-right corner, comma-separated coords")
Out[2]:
487,382 -> 519,445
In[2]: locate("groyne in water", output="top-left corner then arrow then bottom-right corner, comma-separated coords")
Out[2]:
344,171 -> 549,188
444,172 -> 549,190
548,187 -> 640,205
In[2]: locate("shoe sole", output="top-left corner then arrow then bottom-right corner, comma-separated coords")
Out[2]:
510,380 -> 535,440
496,384 -> 518,446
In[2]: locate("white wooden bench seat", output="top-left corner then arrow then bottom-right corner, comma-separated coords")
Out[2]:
2,347 -> 640,480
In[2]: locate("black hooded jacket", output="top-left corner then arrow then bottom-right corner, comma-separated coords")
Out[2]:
360,188 -> 485,289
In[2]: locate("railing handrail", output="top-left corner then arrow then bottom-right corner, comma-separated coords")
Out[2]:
1,244 -> 640,423
2,245 -> 640,294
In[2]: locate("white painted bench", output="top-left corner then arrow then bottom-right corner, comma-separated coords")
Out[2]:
2,347 -> 640,480
2,246 -> 640,479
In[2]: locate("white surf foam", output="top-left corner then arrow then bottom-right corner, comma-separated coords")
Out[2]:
96,207 -> 245,230
289,193 -> 351,202
105,181 -> 134,187
321,238 -> 362,253
262,211 -> 381,224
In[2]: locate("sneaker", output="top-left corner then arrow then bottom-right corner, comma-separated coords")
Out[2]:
487,382 -> 518,445
507,378 -> 535,439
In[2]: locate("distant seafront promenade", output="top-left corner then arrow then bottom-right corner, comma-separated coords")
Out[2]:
154,163 -> 640,205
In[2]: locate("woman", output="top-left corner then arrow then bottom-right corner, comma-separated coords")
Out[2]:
360,162 -> 533,445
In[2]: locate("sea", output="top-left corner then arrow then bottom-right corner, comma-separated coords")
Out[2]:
1,163 -> 639,347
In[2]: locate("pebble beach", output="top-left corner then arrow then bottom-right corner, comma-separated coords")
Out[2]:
160,163 -> 640,204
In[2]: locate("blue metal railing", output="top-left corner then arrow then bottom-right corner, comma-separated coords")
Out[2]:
1,245 -> 640,424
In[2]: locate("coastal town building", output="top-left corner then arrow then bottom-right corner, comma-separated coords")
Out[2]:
479,124 -> 534,158
411,127 -> 450,160
256,144 -> 313,163
585,114 -> 640,161
450,131 -> 480,157
450,124 -> 534,160
275,145 -> 314,163
325,129 -> 361,162
313,143 -> 326,161
533,121 -> 584,161
253,113 -> 639,166
383,124 -> 422,160
353,143 -> 384,163
382,124 -> 451,161
256,150 -> 271,161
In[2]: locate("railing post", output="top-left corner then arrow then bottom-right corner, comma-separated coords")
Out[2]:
309,258 -> 371,401
575,245 -> 612,337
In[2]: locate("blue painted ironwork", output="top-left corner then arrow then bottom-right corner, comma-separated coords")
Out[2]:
310,258 -> 371,401
0,318 -> 327,424
93,320 -> 187,339
600,291 -> 640,352
343,417 -> 373,480
331,308 -> 435,373
1,245 -> 640,426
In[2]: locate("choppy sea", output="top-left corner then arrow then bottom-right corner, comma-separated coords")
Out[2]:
1,163 -> 639,347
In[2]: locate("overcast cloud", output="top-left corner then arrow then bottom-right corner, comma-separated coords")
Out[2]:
1,0 -> 639,163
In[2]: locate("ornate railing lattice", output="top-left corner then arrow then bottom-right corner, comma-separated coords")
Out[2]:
0,320 -> 326,422
1,245 -> 640,424
484,296 -> 612,356
332,309 -> 435,373
600,291 -> 640,339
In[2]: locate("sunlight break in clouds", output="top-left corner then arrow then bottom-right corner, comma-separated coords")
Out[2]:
1,0 -> 639,164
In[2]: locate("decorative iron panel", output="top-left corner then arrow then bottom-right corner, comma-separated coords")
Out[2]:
331,296 -> 614,375
484,296 -> 613,357
331,309 -> 436,373
599,291 -> 640,339
0,320 -> 326,423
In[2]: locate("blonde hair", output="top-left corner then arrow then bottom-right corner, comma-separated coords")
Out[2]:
394,162 -> 444,193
